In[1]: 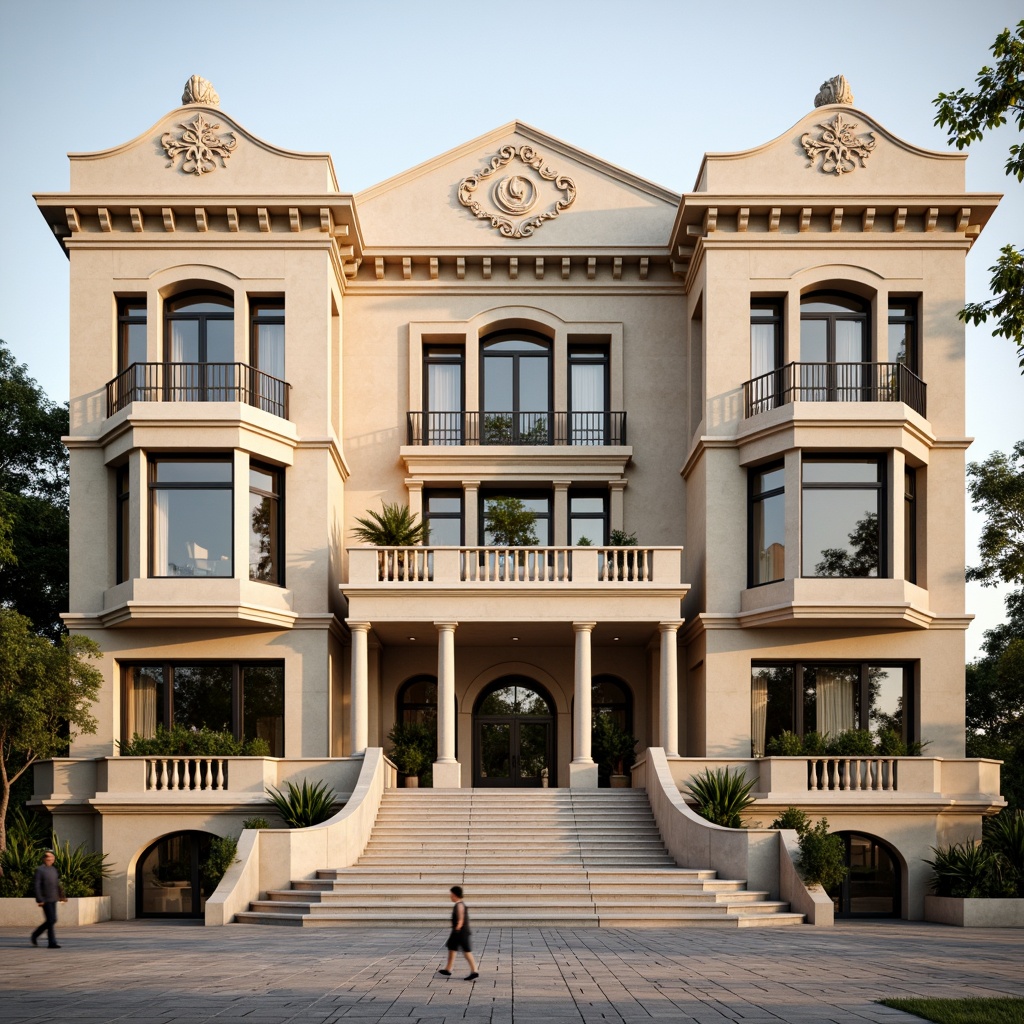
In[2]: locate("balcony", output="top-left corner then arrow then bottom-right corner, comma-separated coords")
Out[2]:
743,362 -> 926,419
406,410 -> 627,446
106,362 -> 291,420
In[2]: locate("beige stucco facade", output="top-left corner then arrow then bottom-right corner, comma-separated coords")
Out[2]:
33,77 -> 1003,921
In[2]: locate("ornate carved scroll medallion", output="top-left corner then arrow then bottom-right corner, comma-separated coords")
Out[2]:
801,114 -> 876,176
161,113 -> 237,176
458,145 -> 576,237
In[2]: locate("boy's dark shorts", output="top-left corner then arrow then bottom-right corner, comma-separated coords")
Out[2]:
446,929 -> 472,952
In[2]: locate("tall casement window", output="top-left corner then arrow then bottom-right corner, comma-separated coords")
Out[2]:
249,463 -> 283,584
904,467 -> 917,584
118,299 -> 147,372
568,346 -> 609,444
165,292 -> 234,401
150,458 -> 233,578
423,346 -> 464,444
116,466 -> 130,584
749,301 -> 782,413
423,490 -> 463,545
887,299 -> 918,374
751,662 -> 915,757
749,462 -> 785,586
802,456 -> 883,578
481,331 -> 552,444
250,302 -> 285,415
570,492 -> 607,545
122,662 -> 285,756
799,293 -> 868,400
482,491 -> 550,545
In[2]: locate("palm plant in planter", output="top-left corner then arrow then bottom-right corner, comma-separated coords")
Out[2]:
352,501 -> 427,580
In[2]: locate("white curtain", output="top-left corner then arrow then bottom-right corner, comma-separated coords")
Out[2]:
152,490 -> 171,575
571,363 -> 604,444
255,322 -> 285,412
169,321 -> 199,399
817,668 -> 855,737
127,670 -> 158,739
750,322 -> 778,409
751,673 -> 768,758
428,362 -> 461,443
835,320 -> 864,399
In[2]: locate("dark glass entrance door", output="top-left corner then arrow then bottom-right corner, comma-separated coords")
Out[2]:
473,678 -> 554,787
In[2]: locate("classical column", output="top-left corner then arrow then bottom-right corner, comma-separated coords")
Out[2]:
433,621 -> 461,788
553,481 -> 570,546
348,621 -> 371,757
659,621 -> 682,757
463,481 -> 480,546
570,621 -> 598,788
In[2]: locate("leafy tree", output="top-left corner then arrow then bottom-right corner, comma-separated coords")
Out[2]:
0,339 -> 70,637
0,609 -> 102,855
351,501 -> 427,546
483,496 -> 538,546
966,441 -> 1024,587
814,511 -> 879,578
934,20 -> 1024,369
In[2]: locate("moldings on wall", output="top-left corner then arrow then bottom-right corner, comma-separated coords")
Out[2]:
458,144 -> 576,238
161,113 -> 237,176
800,114 -> 876,176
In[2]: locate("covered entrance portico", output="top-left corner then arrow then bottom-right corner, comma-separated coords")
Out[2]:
473,675 -> 556,786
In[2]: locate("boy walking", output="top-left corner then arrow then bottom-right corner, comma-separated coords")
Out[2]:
437,885 -> 478,980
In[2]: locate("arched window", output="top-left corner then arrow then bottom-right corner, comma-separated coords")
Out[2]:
165,292 -> 234,401
481,331 -> 552,444
799,292 -> 868,401
136,830 -> 216,918
829,832 -> 901,918
397,675 -> 438,728
592,675 -> 632,733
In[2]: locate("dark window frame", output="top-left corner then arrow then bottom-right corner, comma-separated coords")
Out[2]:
569,490 -> 608,546
799,291 -> 870,363
480,488 -> 552,546
116,465 -> 130,584
164,290 -> 234,363
248,461 -> 284,586
887,298 -> 919,375
118,298 -> 147,373
423,488 -> 464,546
748,460 -> 785,588
481,330 -> 553,444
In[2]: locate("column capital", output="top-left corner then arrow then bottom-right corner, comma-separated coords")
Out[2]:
608,479 -> 628,492
346,620 -> 372,634
552,480 -> 572,491
434,620 -> 458,632
404,478 -> 424,493
572,621 -> 597,633
658,619 -> 683,633
461,480 -> 481,489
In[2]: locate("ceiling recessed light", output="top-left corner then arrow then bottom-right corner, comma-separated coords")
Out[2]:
613,636 -> 620,641
512,636 -> 519,641
408,636 -> 416,641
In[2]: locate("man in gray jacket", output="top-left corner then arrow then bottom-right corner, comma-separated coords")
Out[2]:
30,850 -> 64,948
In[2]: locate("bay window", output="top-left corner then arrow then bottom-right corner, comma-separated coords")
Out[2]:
249,463 -> 283,584
749,462 -> 785,586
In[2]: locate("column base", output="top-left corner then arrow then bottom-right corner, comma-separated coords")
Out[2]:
432,761 -> 462,789
569,761 -> 599,789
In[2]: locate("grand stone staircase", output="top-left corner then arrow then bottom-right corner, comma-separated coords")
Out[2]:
235,789 -> 804,928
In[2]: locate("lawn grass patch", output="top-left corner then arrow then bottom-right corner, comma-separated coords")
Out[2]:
879,997 -> 1024,1023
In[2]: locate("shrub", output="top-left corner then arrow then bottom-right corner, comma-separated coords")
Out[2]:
591,714 -> 636,777
0,828 -> 39,897
801,731 -> 827,755
118,725 -> 269,757
201,835 -> 238,891
50,835 -> 111,898
983,809 -> 1024,896
926,842 -> 999,898
241,816 -> 271,830
771,806 -> 811,838
825,729 -> 876,756
266,779 -> 338,828
387,721 -> 435,778
875,727 -> 909,756
686,767 -> 756,829
798,818 -> 847,890
765,731 -> 804,756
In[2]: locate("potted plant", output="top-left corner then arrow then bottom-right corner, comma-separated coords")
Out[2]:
592,714 -> 637,788
387,722 -> 435,787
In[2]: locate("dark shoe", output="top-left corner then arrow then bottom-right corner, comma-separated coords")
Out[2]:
48,943 -> 61,948
30,935 -> 38,946
465,972 -> 479,981
436,969 -> 451,976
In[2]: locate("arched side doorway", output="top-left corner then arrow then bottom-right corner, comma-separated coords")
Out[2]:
136,830 -> 217,919
828,831 -> 901,918
473,676 -> 555,787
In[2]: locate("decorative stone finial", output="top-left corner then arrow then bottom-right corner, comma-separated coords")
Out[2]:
182,75 -> 220,106
814,75 -> 854,107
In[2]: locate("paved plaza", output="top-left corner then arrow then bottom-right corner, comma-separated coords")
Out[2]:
1,921 -> 1022,1024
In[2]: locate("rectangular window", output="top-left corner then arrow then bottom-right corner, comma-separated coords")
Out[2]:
250,302 -> 285,415
750,301 -> 782,413
749,462 -> 785,586
750,665 -> 794,758
122,661 -> 285,756
424,346 -> 464,444
423,490 -> 463,546
570,492 -> 607,545
118,300 -> 147,372
116,466 -> 130,584
150,458 -> 233,577
904,467 -> 916,584
888,300 -> 918,374
568,347 -> 609,445
249,463 -> 283,585
802,456 -> 883,577
482,492 -> 550,545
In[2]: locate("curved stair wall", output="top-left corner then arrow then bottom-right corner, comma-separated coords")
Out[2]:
205,748 -> 395,926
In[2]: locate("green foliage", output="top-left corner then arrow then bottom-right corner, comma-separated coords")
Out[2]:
201,834 -> 238,891
484,496 -> 539,547
764,728 -> 925,758
387,721 -> 435,778
966,442 -> 1024,588
591,713 -> 636,778
0,811 -> 44,897
770,806 -> 811,838
934,21 -> 1024,366
118,724 -> 270,757
801,731 -> 827,755
814,511 -> 879,578
265,779 -> 338,829
825,729 -> 877,756
798,818 -> 847,890
880,997 -> 1024,1024
926,841 -> 1002,898
0,610 -> 102,855
482,414 -> 548,445
0,340 -> 70,638
575,536 -> 593,546
241,816 -> 271,830
352,501 -> 427,546
765,730 -> 804,756
609,529 -> 637,546
984,808 -> 1024,891
50,834 -> 111,898
686,767 -> 756,829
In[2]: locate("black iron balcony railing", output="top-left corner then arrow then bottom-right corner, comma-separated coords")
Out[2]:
406,410 -> 627,446
743,362 -> 926,419
106,362 -> 291,419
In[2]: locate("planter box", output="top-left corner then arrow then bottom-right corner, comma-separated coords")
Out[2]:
0,896 -> 111,927
924,895 -> 1024,928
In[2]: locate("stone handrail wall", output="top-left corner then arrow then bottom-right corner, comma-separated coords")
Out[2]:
204,748 -> 396,926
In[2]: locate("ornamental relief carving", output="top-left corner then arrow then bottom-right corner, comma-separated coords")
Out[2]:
458,145 -> 576,238
161,113 -> 237,176
800,114 -> 876,176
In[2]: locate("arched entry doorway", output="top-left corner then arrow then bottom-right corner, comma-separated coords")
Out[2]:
136,830 -> 216,918
473,676 -> 555,787
828,831 -> 901,918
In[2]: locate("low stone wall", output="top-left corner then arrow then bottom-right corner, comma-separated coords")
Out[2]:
924,895 -> 1024,928
0,896 -> 111,927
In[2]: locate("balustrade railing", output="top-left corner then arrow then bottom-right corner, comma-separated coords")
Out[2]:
743,362 -> 926,418
106,362 -> 290,419
406,410 -> 627,446
145,756 -> 229,791
806,756 -> 897,792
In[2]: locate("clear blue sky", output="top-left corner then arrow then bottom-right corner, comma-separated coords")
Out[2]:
1,0 -> 1020,656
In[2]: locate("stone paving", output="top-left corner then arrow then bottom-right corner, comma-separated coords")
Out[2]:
1,921 -> 1023,1023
